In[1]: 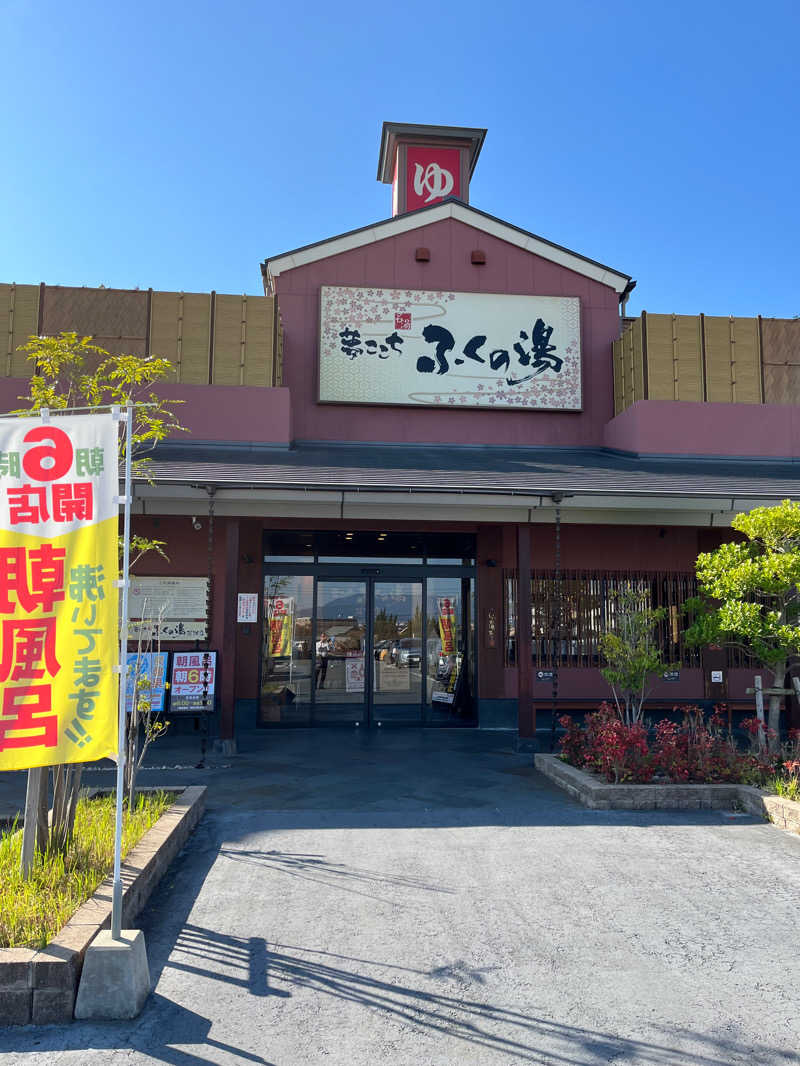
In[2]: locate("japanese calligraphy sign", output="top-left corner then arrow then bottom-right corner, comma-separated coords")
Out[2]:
0,413 -> 119,770
319,286 -> 581,410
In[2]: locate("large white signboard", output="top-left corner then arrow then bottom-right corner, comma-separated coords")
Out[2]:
319,286 -> 581,410
128,576 -> 208,640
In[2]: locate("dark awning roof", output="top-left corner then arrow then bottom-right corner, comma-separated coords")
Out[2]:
143,442 -> 800,501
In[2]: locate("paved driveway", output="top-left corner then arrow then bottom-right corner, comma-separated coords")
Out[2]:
2,730 -> 799,1065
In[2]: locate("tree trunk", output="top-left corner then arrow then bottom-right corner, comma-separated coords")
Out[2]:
768,661 -> 786,754
768,694 -> 783,754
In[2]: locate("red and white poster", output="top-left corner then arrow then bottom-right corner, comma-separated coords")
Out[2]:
437,598 -> 456,656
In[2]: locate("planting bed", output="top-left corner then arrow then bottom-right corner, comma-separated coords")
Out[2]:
535,753 -> 800,831
0,785 -> 205,1027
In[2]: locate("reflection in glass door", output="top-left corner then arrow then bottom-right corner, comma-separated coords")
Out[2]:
373,581 -> 423,723
260,569 -> 476,727
426,577 -> 476,724
260,574 -> 314,725
314,581 -> 367,723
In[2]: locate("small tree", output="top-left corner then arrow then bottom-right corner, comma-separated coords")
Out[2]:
16,331 -> 184,854
600,588 -> 671,726
124,603 -> 170,807
686,499 -> 800,752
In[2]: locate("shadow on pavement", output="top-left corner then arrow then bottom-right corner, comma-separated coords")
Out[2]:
159,922 -> 799,1066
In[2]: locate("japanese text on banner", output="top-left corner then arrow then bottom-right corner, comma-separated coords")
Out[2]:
0,413 -> 119,770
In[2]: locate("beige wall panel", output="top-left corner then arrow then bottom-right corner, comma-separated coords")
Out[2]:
730,318 -> 762,403
243,297 -> 274,388
632,317 -> 645,402
179,293 -> 212,385
703,316 -> 735,403
41,286 -> 147,356
674,315 -> 703,401
150,291 -> 210,385
149,291 -> 181,377
703,316 -> 762,404
612,337 -> 624,414
622,326 -> 635,408
1,283 -> 40,377
212,294 -> 244,386
644,314 -> 676,400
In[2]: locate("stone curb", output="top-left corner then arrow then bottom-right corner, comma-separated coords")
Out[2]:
534,754 -> 800,830
0,784 -> 206,1027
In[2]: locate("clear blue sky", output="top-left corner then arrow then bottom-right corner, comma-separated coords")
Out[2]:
2,0 -> 798,317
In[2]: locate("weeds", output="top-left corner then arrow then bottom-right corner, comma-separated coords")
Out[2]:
0,791 -> 173,949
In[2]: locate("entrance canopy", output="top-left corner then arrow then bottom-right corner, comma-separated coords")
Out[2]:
137,440 -> 800,528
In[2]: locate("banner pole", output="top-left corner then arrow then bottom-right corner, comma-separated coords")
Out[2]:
111,405 -> 133,940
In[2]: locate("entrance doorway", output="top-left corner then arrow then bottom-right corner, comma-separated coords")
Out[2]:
259,531 -> 475,727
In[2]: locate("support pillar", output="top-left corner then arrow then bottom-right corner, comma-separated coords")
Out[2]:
517,524 -> 534,737
212,518 -> 240,743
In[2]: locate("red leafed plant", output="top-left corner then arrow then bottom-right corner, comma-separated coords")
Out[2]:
557,702 -> 794,787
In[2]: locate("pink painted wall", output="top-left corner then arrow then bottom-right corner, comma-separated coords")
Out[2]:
605,399 -> 800,458
0,378 -> 292,445
274,217 -> 621,446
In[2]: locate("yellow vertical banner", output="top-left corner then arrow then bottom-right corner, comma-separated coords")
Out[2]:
0,413 -> 119,770
267,596 -> 294,656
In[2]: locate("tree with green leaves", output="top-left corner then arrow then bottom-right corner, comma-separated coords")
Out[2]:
600,587 -> 672,726
16,331 -> 184,860
686,499 -> 800,752
17,331 -> 184,569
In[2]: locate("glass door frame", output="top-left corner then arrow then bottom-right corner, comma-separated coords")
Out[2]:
260,562 -> 476,727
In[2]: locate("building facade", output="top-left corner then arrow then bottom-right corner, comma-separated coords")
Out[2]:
4,121 -> 800,748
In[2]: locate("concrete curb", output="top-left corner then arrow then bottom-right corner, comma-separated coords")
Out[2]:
0,784 -> 206,1027
534,754 -> 800,828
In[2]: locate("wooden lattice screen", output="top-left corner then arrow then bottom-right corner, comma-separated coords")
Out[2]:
504,569 -> 747,669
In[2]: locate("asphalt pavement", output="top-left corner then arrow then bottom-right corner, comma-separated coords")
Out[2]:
1,728 -> 799,1065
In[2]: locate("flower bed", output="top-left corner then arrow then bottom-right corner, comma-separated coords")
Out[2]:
1,791 -> 175,951
0,785 -> 205,1026
558,703 -> 800,791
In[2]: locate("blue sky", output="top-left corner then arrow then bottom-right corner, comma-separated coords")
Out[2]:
1,0 -> 798,317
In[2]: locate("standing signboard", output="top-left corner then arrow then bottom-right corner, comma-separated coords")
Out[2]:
169,651 -> 217,714
0,413 -> 119,770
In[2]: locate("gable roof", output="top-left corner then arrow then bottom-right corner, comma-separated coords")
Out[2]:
261,199 -> 635,297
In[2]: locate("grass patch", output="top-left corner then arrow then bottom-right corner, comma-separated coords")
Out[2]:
769,775 -> 800,802
0,790 -> 175,950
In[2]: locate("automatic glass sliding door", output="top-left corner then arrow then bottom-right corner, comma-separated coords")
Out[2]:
314,580 -> 368,723
372,580 -> 423,724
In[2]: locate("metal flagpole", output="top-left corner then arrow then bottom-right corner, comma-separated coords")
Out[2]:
111,404 -> 133,940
